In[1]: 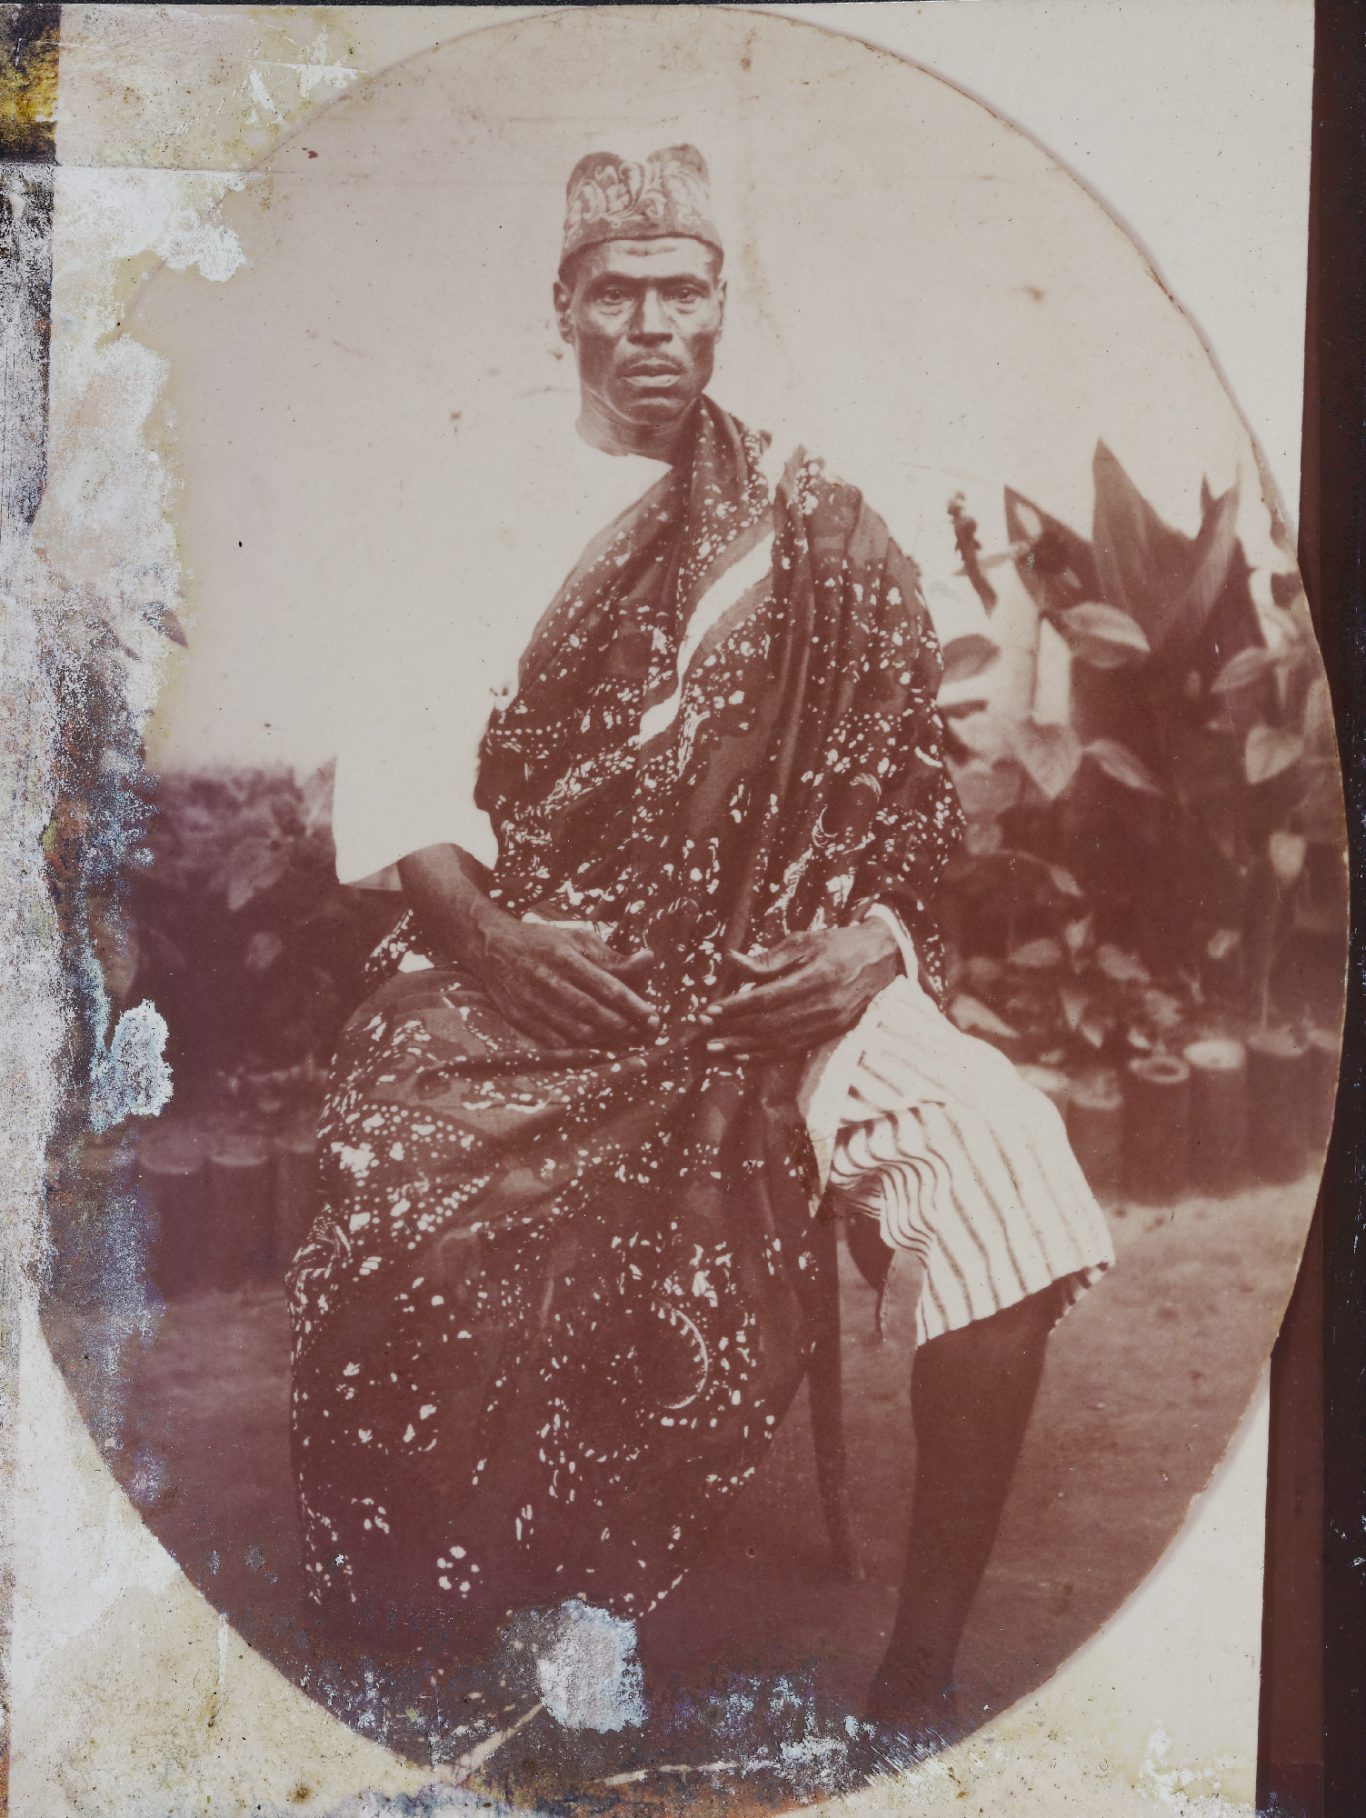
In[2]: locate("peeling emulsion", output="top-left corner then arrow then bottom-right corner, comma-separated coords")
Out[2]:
531,1599 -> 645,1732
0,2 -> 368,1789
89,1000 -> 172,1132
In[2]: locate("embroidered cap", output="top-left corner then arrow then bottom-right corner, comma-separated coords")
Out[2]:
560,144 -> 723,272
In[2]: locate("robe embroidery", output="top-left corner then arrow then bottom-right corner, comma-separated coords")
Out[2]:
287,400 -> 963,1643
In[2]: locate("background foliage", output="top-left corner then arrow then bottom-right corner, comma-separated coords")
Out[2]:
120,445 -> 1346,1112
937,443 -> 1345,1072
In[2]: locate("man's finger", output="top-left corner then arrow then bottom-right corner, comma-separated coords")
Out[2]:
564,952 -> 661,1028
505,984 -> 589,1044
499,994 -> 584,1048
545,971 -> 634,1038
706,1030 -> 830,1058
707,1017 -> 835,1052
704,990 -> 844,1045
562,934 -> 652,974
726,949 -> 780,979
706,1010 -> 844,1055
702,965 -> 823,1027
724,943 -> 805,981
595,945 -> 654,977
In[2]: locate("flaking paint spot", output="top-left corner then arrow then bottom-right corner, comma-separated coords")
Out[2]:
89,999 -> 173,1132
533,1599 -> 645,1733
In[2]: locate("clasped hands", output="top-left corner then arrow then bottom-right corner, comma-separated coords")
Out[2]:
480,915 -> 901,1055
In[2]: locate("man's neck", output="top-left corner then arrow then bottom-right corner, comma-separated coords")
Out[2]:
575,391 -> 695,464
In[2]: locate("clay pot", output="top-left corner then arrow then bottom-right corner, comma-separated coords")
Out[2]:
141,1144 -> 211,1298
1066,1072 -> 1123,1200
1246,1028 -> 1312,1184
1124,1054 -> 1192,1202
1183,1037 -> 1249,1194
207,1136 -> 275,1285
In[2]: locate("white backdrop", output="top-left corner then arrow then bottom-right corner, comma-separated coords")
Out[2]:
124,3 -> 1302,780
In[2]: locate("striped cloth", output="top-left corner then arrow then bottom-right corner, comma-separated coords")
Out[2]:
803,971 -> 1115,1346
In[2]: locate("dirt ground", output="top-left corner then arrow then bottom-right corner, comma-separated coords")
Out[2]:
42,1162 -> 1313,1810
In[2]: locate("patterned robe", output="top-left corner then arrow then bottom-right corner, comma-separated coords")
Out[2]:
287,399 -> 963,1650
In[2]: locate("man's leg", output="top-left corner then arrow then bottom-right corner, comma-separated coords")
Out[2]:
867,1282 -> 1062,1730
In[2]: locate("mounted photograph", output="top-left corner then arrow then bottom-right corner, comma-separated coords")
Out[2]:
28,5 -> 1342,1810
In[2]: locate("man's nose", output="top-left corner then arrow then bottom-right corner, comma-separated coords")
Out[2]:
629,289 -> 671,341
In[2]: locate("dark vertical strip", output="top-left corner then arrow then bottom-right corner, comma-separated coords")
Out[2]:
1314,0 -> 1366,1803
1259,1213 -> 1325,1817
0,7 -> 57,1814
1260,0 -> 1366,1814
0,4 -> 58,547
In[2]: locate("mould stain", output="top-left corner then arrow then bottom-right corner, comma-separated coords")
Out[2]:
0,2 -> 58,165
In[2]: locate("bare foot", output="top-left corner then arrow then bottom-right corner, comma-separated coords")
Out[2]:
864,1656 -> 962,1745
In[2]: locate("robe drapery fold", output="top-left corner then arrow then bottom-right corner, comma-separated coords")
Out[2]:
287,399 -> 969,1644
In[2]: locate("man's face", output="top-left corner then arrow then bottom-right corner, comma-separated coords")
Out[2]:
554,237 -> 725,436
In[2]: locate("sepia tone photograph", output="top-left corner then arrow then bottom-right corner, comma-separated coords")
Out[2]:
13,3 -> 1345,1811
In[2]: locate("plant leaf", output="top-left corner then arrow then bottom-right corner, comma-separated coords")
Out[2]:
1013,719 -> 1083,801
142,926 -> 189,976
245,929 -> 285,974
962,956 -> 1004,993
953,758 -> 1023,822
151,603 -> 189,647
1268,830 -> 1308,888
1206,928 -> 1240,962
942,722 -> 972,766
1301,677 -> 1337,763
1079,1006 -> 1114,1050
939,696 -> 989,721
1097,943 -> 1151,986
1053,601 -> 1151,669
1085,738 -> 1163,794
1270,570 -> 1305,610
1140,988 -> 1186,1031
1063,915 -> 1094,956
1091,443 -> 1198,649
301,761 -> 336,837
963,817 -> 1004,857
1047,864 -> 1084,898
1179,480 -> 1242,646
940,635 -> 1000,688
948,995 -> 1018,1040
1211,646 -> 1278,695
223,838 -> 290,913
1004,488 -> 1101,620
1244,724 -> 1304,786
1091,443 -> 1240,655
1059,983 -> 1089,1032
1009,937 -> 1065,972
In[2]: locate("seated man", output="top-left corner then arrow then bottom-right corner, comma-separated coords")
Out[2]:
288,144 -> 1113,1737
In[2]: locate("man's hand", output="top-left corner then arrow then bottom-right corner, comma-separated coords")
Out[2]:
397,842 -> 658,1048
479,918 -> 659,1047
699,920 -> 901,1056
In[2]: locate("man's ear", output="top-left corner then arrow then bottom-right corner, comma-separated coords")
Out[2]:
715,275 -> 727,339
553,275 -> 574,345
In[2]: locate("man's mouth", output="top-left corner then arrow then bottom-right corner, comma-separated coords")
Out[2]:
623,362 -> 684,380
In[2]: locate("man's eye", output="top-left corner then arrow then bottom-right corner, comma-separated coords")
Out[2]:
670,288 -> 703,304
599,288 -> 630,306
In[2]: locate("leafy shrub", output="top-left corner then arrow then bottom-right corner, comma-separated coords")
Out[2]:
117,445 -> 1343,1100
127,763 -> 388,1114
938,443 -> 1345,1065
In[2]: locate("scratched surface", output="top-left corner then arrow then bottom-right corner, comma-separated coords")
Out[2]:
2,5 -> 1323,1815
